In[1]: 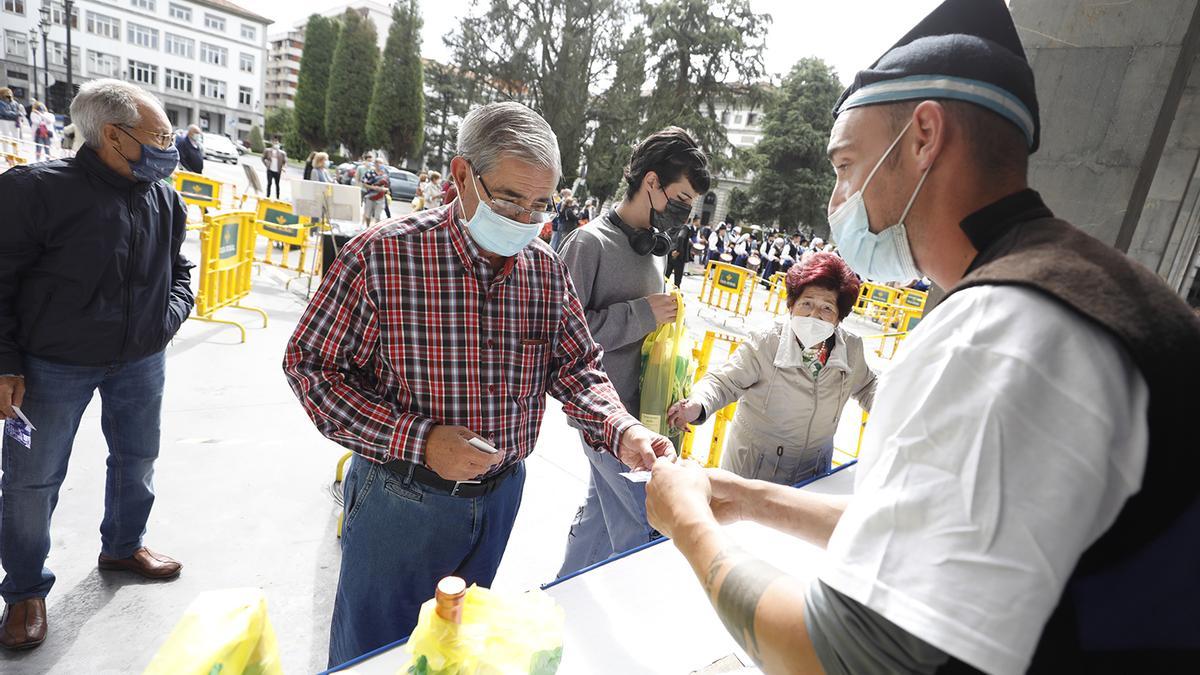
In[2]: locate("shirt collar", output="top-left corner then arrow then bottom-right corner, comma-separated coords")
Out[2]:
960,188 -> 1053,257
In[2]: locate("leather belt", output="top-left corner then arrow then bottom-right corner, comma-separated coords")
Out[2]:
381,459 -> 519,498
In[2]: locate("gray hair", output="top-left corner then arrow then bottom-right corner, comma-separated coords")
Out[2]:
71,78 -> 162,149
457,102 -> 561,181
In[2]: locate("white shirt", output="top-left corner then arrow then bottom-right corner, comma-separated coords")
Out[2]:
819,286 -> 1148,675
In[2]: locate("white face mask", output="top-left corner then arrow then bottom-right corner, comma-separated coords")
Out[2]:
790,315 -> 836,349
827,118 -> 929,282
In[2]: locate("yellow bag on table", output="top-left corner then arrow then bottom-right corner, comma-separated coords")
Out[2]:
639,290 -> 694,451
405,581 -> 564,675
143,589 -> 282,675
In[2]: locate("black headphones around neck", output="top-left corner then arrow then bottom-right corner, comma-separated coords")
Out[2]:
608,212 -> 673,257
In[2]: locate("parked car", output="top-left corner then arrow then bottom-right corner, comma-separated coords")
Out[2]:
202,133 -> 239,164
385,166 -> 420,203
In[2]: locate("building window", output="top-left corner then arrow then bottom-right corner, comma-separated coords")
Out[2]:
199,77 -> 226,101
88,50 -> 120,77
128,23 -> 159,50
130,0 -> 155,10
238,86 -> 252,106
165,33 -> 193,58
239,53 -> 253,73
204,14 -> 225,31
734,113 -> 744,125
87,12 -> 121,40
49,42 -> 80,67
5,30 -> 27,59
168,3 -> 190,21
165,68 -> 192,93
747,112 -> 758,126
200,43 -> 227,67
240,24 -> 256,41
721,110 -> 730,125
3,0 -> 24,15
128,60 -> 158,86
50,2 -> 79,28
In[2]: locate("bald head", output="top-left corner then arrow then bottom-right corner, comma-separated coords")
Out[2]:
187,124 -> 202,136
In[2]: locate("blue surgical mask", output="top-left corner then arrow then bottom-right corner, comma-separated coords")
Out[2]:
827,119 -> 929,282
116,126 -> 180,183
462,176 -> 541,256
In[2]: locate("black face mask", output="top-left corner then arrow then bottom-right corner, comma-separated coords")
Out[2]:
649,186 -> 693,232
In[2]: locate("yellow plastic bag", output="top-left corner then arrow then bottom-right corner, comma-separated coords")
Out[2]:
406,585 -> 564,675
639,290 -> 694,450
143,589 -> 283,675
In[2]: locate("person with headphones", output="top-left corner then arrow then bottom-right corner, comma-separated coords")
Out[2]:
556,127 -> 711,577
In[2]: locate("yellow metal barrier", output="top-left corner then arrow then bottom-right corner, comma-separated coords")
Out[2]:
680,330 -> 743,468
174,171 -> 223,210
763,272 -> 788,315
335,451 -> 353,538
192,210 -> 268,342
254,198 -> 314,273
698,261 -> 758,317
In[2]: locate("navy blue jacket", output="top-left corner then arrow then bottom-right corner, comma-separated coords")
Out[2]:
175,133 -> 204,174
0,145 -> 194,373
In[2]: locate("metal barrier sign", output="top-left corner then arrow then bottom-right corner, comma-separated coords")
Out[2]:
216,219 -> 240,270
173,171 -> 221,209
699,262 -> 758,317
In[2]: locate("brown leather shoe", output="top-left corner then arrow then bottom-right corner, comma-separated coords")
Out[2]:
97,547 -> 182,580
0,598 -> 47,651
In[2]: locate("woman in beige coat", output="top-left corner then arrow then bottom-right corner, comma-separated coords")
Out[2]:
669,253 -> 877,484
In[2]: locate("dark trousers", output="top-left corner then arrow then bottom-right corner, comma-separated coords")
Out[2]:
666,252 -> 687,287
266,170 -> 281,198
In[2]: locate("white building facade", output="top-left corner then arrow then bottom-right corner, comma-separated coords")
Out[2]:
264,1 -> 392,112
0,0 -> 271,141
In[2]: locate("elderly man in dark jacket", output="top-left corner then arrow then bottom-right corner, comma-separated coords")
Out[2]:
174,124 -> 204,174
0,78 -> 194,651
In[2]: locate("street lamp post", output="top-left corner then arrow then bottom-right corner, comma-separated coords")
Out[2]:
28,28 -> 39,103
38,4 -> 50,108
64,0 -> 74,102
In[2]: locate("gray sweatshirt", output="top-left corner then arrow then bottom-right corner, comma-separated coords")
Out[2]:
558,212 -> 666,417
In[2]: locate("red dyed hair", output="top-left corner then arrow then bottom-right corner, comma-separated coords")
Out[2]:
785,252 -> 861,320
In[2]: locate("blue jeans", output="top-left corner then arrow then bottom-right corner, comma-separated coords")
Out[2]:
0,351 -> 166,604
327,456 -> 526,668
557,432 -> 656,578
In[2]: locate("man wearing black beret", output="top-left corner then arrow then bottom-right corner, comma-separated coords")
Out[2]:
645,0 -> 1200,672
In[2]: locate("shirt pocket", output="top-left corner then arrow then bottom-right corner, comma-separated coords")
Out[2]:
506,340 -> 551,400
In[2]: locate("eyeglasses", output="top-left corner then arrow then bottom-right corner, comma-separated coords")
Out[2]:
794,298 -> 839,323
468,160 -> 553,224
119,124 -> 174,150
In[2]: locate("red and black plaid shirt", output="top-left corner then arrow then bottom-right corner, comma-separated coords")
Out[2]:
283,204 -> 637,475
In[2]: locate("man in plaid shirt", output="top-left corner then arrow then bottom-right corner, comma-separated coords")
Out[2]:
283,102 -> 674,668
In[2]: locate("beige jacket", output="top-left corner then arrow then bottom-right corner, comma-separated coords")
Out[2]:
690,321 -> 877,485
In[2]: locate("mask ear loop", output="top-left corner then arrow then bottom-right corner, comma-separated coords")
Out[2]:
898,163 -> 933,225
860,118 -> 914,195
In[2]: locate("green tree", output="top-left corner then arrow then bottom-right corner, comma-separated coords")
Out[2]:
367,0 -> 425,168
293,14 -> 339,152
423,60 -> 468,173
264,107 -> 294,142
640,0 -> 771,174
325,9 -> 379,158
248,124 -> 264,153
584,29 -> 646,206
745,58 -> 842,235
445,0 -> 629,185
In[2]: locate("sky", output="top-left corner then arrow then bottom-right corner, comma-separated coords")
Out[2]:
258,0 -> 946,86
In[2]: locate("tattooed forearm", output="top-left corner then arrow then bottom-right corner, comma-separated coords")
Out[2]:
704,546 -> 786,664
